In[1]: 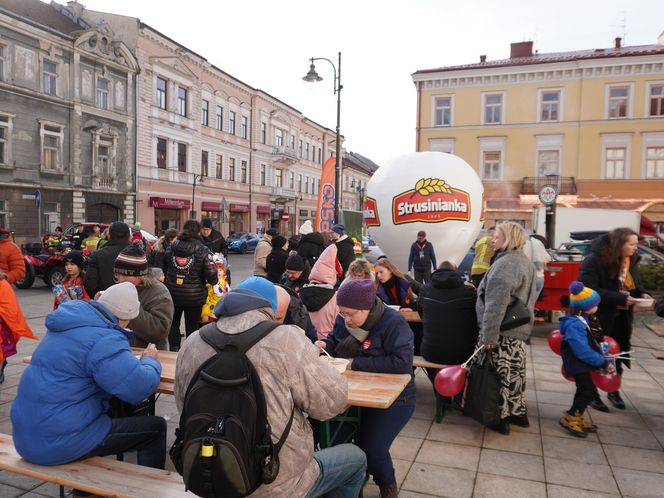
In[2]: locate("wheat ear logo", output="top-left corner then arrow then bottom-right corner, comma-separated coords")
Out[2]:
392,177 -> 471,225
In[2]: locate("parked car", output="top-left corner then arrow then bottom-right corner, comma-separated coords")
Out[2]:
227,232 -> 260,253
556,240 -> 664,266
362,236 -> 384,264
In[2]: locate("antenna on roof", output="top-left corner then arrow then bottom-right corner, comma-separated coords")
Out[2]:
611,11 -> 627,44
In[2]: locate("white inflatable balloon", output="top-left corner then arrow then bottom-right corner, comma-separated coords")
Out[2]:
364,152 -> 484,270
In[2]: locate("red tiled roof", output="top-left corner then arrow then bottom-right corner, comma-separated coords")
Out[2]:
414,44 -> 664,75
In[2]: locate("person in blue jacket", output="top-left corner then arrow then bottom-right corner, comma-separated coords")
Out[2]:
11,282 -> 165,472
316,278 -> 414,498
558,281 -> 616,438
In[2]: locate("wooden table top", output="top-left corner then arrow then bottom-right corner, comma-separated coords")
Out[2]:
400,310 -> 421,323
24,349 -> 411,410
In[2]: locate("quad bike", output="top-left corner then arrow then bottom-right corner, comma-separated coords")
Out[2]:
14,243 -> 68,289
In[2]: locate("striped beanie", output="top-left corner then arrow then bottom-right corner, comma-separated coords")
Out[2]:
569,281 -> 601,312
114,244 -> 148,277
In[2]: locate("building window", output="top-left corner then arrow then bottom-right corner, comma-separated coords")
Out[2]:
43,60 -> 57,96
97,142 -> 111,175
0,121 -> 6,165
241,160 -> 247,183
483,94 -> 503,124
41,123 -> 63,171
289,171 -> 294,189
177,143 -> 187,172
177,87 -> 187,116
0,45 -> 5,81
275,169 -> 283,188
646,147 -> 664,178
201,150 -> 209,176
241,116 -> 248,139
605,147 -> 625,179
201,100 -> 209,126
537,150 -> 560,176
157,138 -> 167,169
310,177 -> 315,193
482,150 -> 501,180
229,158 -> 235,181
649,84 -> 664,117
540,90 -> 560,122
318,147 -> 322,164
215,154 -> 223,179
96,78 -> 109,109
305,143 -> 310,160
261,122 -> 266,144
216,106 -> 223,131
434,96 -> 452,126
304,175 -> 309,194
275,129 -> 283,146
608,86 -> 629,118
0,200 -> 8,228
291,136 -> 296,150
156,77 -> 167,109
229,111 -> 236,135
260,164 -> 266,186
299,140 -> 303,157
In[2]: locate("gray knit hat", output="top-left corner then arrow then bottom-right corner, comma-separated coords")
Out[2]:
97,282 -> 140,320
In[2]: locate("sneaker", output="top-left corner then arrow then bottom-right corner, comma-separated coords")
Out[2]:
508,414 -> 530,428
607,391 -> 626,410
590,397 -> 609,412
559,412 -> 588,438
487,419 -> 511,435
577,414 -> 598,433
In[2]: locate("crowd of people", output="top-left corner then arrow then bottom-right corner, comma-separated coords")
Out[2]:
2,217 -> 664,497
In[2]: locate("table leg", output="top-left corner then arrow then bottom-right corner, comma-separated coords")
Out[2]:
319,406 -> 361,449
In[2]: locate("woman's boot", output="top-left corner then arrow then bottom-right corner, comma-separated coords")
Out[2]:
379,481 -> 398,498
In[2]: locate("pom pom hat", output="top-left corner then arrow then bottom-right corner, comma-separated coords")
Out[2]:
569,281 -> 601,312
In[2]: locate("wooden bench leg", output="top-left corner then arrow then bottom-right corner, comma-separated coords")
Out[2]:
434,389 -> 448,424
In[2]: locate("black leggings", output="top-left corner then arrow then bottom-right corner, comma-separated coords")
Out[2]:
570,371 -> 598,414
169,305 -> 202,351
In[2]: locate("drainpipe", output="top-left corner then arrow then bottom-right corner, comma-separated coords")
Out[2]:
249,94 -> 254,232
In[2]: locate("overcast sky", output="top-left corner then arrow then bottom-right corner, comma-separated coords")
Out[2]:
77,0 -> 662,166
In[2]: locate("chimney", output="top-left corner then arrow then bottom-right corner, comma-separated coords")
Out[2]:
510,41 -> 534,59
479,54 -> 487,63
615,37 -> 622,49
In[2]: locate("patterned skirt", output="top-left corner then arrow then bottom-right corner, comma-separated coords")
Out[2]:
487,336 -> 528,419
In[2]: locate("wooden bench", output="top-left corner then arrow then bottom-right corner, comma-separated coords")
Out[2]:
413,356 -> 451,424
0,433 -> 193,498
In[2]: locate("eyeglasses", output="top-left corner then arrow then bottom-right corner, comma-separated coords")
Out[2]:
338,309 -> 362,320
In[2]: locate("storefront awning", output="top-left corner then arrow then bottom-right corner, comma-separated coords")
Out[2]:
229,203 -> 250,213
201,201 -> 221,211
256,205 -> 271,214
149,197 -> 191,209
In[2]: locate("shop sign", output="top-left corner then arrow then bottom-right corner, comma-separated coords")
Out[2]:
256,205 -> 271,214
201,201 -> 221,211
149,197 -> 191,209
229,203 -> 250,213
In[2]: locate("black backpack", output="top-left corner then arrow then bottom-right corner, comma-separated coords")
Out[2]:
170,321 -> 294,498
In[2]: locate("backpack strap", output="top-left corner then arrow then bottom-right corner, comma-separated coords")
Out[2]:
200,320 -> 280,353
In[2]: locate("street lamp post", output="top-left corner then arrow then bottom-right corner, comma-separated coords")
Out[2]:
303,52 -> 342,224
190,174 -> 204,219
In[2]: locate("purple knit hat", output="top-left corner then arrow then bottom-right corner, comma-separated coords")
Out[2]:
336,279 -> 376,310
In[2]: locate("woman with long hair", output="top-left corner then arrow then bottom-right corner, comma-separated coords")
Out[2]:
476,222 -> 537,435
578,227 -> 651,410
163,220 -> 217,351
374,258 -> 415,309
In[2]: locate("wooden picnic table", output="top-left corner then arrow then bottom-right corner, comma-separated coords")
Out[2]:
24,349 -> 411,410
399,309 -> 421,323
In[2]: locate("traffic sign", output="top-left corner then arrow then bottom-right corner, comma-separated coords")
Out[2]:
34,190 -> 41,209
282,213 -> 290,221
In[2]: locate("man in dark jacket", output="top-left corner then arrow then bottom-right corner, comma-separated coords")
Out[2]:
407,231 -> 437,284
417,262 -> 477,379
200,217 -> 228,257
84,222 -> 130,297
298,231 -> 325,268
330,224 -> 355,276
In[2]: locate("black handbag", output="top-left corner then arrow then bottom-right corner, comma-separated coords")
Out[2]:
500,298 -> 531,331
463,355 -> 501,426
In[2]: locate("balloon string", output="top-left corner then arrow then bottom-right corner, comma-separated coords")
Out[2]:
462,346 -> 484,368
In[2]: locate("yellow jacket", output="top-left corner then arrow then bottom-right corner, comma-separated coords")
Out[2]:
82,236 -> 101,252
471,236 -> 495,276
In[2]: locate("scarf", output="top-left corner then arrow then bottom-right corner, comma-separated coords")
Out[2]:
383,276 -> 406,307
334,299 -> 385,358
620,257 -> 635,291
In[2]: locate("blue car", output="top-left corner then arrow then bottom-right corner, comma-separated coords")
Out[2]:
227,232 -> 260,254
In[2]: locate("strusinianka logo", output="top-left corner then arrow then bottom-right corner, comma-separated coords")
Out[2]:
392,178 -> 471,225
319,183 -> 336,232
364,197 -> 380,227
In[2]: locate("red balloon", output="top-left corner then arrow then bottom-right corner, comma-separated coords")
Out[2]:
603,336 -> 620,355
561,365 -> 574,382
434,365 -> 467,397
591,370 -> 621,393
548,330 -> 563,355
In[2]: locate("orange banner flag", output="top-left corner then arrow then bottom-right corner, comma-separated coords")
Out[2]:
316,156 -> 337,232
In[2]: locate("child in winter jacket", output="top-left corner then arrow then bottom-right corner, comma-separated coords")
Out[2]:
559,281 -> 616,437
53,251 -> 90,309
201,255 -> 229,322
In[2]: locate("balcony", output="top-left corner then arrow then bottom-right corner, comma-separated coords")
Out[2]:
271,146 -> 298,165
92,175 -> 117,190
521,176 -> 577,195
269,186 -> 298,203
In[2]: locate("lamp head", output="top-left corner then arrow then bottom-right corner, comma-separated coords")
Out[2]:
302,62 -> 323,82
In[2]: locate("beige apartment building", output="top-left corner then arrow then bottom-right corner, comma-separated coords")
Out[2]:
79,8 -> 374,237
413,35 -> 664,229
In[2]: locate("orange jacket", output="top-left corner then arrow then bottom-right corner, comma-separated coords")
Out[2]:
0,279 -> 37,362
0,234 -> 25,285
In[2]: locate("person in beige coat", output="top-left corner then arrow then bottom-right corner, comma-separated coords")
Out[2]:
174,283 -> 366,498
253,228 -> 278,276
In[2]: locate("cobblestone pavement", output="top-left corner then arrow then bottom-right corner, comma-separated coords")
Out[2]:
2,283 -> 664,497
